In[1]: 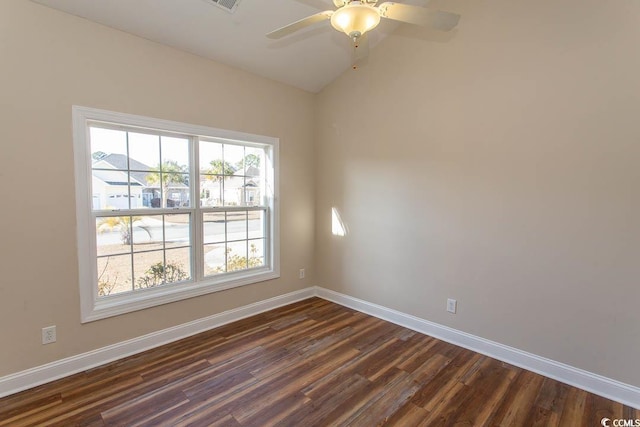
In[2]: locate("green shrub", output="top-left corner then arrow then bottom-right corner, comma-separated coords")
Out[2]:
137,261 -> 188,288
215,243 -> 263,273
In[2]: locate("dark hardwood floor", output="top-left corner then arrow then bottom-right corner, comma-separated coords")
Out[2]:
0,298 -> 637,426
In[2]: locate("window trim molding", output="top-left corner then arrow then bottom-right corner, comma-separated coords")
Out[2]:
73,106 -> 280,323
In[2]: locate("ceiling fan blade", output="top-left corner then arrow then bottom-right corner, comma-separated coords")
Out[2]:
378,2 -> 460,31
352,33 -> 370,70
266,10 -> 334,39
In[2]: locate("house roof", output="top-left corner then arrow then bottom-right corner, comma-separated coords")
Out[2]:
94,153 -> 150,186
92,169 -> 142,187
98,153 -> 151,171
93,154 -> 188,188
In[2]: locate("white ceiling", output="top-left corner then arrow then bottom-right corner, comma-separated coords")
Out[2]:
30,0 -> 424,93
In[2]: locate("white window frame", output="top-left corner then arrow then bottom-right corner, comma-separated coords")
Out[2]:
73,106 -> 280,323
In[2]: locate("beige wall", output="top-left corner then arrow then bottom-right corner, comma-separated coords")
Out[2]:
316,0 -> 640,387
0,0 -> 315,376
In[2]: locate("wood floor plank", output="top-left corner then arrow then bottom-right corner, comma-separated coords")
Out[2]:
559,386 -> 588,426
411,350 -> 481,410
101,389 -> 189,426
382,402 -> 430,427
396,334 -> 439,373
451,359 -> 520,426
345,370 -> 420,426
315,367 -> 409,427
0,393 -> 62,426
277,374 -> 371,426
0,297 -> 635,426
230,344 -> 361,423
488,369 -> 545,426
234,392 -> 310,427
354,336 -> 423,381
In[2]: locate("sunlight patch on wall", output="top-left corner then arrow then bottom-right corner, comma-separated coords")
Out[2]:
332,207 -> 347,236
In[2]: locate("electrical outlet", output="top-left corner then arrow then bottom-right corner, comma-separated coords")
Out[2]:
447,299 -> 457,314
299,268 -> 305,279
42,326 -> 56,344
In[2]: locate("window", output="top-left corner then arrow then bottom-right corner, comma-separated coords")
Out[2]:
73,106 -> 279,322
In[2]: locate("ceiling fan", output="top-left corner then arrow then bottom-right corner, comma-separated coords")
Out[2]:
267,0 -> 460,67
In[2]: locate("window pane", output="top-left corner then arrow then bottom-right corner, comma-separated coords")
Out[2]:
131,170 -> 156,210
165,214 -> 191,249
129,132 -> 160,169
243,147 -> 263,174
96,216 -> 133,246
226,241 -> 248,272
143,186 -> 163,208
161,136 -> 189,169
141,187 -> 160,208
128,175 -> 144,209
163,173 -> 190,207
248,239 -> 265,268
200,174 -> 223,207
199,141 -> 223,171
227,211 -> 247,241
96,218 -> 130,257
248,210 -> 265,239
132,215 -> 163,252
90,127 -> 127,161
224,176 -> 245,206
242,148 -> 263,205
203,212 -> 225,244
204,243 -> 225,275
224,144 -> 244,173
165,248 -> 191,283
244,187 -> 260,207
133,250 -> 165,290
91,169 -> 130,210
97,254 -> 133,296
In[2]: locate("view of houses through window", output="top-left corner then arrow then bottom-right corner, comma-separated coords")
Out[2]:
90,124 -> 269,297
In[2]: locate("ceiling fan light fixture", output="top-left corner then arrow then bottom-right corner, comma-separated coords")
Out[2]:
330,4 -> 381,38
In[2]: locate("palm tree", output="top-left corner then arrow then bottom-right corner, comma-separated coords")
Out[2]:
146,160 -> 188,208
92,151 -> 107,161
97,216 -> 151,245
203,160 -> 235,204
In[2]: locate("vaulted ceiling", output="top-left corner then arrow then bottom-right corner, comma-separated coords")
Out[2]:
31,0 -> 437,92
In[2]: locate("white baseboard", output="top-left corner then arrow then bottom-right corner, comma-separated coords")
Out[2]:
2,286 -> 638,410
314,286 -> 640,409
0,287 -> 315,398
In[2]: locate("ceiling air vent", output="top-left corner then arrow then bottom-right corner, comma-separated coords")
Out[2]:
203,0 -> 241,13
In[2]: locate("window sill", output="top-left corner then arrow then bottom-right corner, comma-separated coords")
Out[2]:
82,268 -> 280,323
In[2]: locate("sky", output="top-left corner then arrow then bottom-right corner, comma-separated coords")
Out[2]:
89,126 -> 259,171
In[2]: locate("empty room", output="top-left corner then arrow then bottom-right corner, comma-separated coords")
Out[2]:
0,0 -> 638,425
